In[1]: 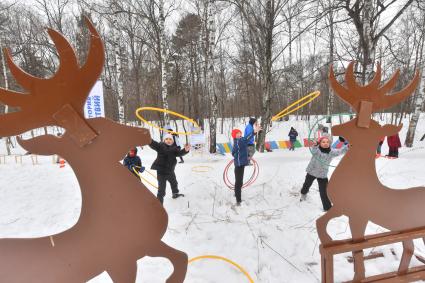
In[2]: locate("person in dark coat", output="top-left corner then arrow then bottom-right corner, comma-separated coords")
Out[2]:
387,133 -> 401,158
165,126 -> 185,163
149,134 -> 190,204
231,123 -> 261,206
288,127 -> 298,151
244,117 -> 258,165
123,147 -> 145,177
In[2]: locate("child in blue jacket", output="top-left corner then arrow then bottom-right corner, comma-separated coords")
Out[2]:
123,147 -> 145,178
244,117 -> 258,164
231,124 -> 261,206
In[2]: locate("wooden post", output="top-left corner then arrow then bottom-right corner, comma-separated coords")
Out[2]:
14,155 -> 22,164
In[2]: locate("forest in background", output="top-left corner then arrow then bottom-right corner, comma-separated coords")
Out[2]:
0,0 -> 424,152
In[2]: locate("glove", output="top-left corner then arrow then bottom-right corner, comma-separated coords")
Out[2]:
140,166 -> 146,173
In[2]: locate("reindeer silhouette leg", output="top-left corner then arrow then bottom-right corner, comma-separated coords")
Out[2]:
316,207 -> 342,245
147,241 -> 188,283
107,261 -> 137,283
349,217 -> 368,281
398,240 -> 414,275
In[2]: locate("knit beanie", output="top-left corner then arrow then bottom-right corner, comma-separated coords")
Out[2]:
318,136 -> 331,144
231,129 -> 242,139
163,134 -> 174,142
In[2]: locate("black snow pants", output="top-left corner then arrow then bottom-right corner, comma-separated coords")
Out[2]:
234,165 -> 245,203
157,172 -> 179,204
301,173 -> 332,211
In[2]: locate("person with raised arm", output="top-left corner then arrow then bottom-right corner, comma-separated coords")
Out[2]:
231,123 -> 262,206
149,134 -> 190,204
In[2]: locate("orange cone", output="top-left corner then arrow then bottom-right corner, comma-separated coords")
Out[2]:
59,158 -> 66,168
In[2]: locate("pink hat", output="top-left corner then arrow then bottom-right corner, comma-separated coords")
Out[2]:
318,136 -> 331,143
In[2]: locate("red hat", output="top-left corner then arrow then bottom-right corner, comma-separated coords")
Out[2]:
232,129 -> 242,139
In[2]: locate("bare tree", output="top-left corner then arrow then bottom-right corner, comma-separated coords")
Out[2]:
405,3 -> 425,147
342,0 -> 415,82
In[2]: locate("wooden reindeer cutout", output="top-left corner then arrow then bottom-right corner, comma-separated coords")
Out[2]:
0,17 -> 187,283
316,61 -> 422,282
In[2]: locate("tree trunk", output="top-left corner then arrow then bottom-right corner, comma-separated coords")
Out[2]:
405,11 -> 425,147
405,62 -> 425,147
159,0 -> 170,125
257,0 -> 274,153
361,0 -> 376,83
326,0 -> 334,122
112,26 -> 125,124
206,0 -> 218,153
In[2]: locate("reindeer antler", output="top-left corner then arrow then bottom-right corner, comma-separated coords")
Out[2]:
0,17 -> 104,137
329,61 -> 420,113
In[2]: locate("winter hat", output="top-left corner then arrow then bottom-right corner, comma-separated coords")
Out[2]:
318,136 -> 331,144
231,129 -> 242,139
163,134 -> 174,142
249,117 -> 257,125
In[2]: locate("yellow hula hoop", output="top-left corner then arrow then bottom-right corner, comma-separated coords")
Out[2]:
133,167 -> 158,189
135,107 -> 200,135
191,165 -> 213,173
271,91 -> 320,121
133,166 -> 157,178
189,255 -> 255,283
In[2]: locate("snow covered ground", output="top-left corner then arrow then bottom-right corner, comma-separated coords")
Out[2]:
0,115 -> 425,282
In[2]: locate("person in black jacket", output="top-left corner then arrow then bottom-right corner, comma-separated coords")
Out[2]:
165,125 -> 185,164
123,147 -> 145,177
149,134 -> 190,204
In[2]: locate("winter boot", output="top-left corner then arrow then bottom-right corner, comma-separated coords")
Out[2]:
172,193 -> 185,199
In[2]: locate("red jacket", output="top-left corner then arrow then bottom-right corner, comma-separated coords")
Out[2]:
387,134 -> 401,148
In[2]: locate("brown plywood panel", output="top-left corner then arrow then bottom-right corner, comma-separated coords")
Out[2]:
53,104 -> 97,147
318,61 -> 422,282
357,100 -> 373,128
0,17 -> 187,283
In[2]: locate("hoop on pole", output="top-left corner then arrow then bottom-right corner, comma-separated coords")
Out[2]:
272,91 -> 320,121
135,107 -> 200,135
223,159 -> 259,190
189,255 -> 255,283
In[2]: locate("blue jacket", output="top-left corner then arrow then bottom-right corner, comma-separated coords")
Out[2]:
123,154 -> 144,177
244,124 -> 255,145
232,132 -> 254,167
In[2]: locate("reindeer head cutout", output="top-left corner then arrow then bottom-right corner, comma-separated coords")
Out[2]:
329,61 -> 420,119
0,18 -> 103,139
328,62 -> 420,146
0,17 -> 188,283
